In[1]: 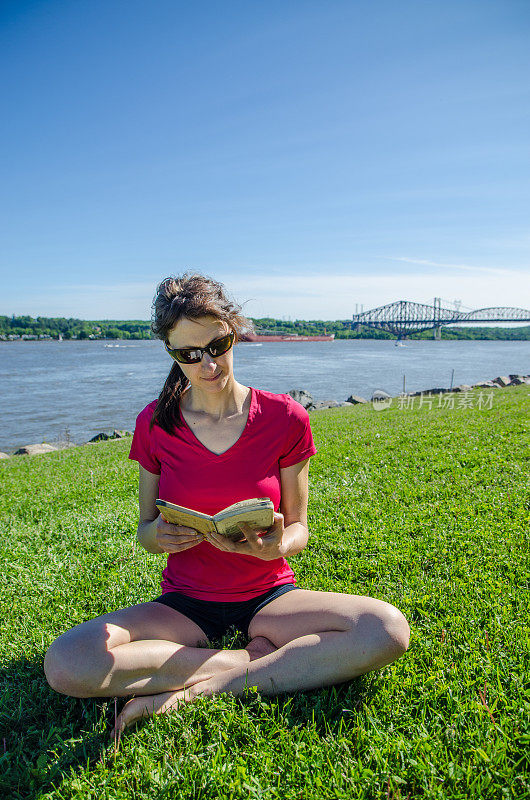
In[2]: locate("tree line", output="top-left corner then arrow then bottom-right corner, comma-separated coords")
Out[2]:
0,316 -> 152,340
1,314 -> 529,341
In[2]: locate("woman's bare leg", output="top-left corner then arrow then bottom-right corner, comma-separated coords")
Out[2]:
44,601 -> 274,698
113,591 -> 410,736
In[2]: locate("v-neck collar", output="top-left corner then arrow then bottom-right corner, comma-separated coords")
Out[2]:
178,386 -> 256,459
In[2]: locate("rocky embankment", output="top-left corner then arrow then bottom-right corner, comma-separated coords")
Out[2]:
0,429 -> 132,459
1,373 -> 528,459
287,373 -> 530,410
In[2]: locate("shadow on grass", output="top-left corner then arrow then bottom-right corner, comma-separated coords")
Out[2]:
0,654 -> 119,800
197,625 -> 378,736
236,674 -> 377,737
1,634 -> 377,799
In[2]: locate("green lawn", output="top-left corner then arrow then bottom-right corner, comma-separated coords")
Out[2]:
1,386 -> 529,799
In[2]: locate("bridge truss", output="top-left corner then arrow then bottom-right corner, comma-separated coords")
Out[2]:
351,300 -> 530,339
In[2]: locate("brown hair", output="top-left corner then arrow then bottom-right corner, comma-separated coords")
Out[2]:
149,272 -> 253,435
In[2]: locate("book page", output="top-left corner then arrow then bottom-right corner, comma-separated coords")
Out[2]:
155,502 -> 216,535
218,498 -> 272,515
214,506 -> 274,540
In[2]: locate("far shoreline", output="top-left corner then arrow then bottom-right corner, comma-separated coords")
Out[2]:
2,334 -> 530,343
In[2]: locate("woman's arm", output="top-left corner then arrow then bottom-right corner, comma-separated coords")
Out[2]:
277,458 -> 310,557
136,465 -> 165,553
136,465 -> 205,554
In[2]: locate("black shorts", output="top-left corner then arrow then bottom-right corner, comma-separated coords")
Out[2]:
151,583 -> 298,641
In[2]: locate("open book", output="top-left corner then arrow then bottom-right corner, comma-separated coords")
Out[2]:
155,497 -> 275,542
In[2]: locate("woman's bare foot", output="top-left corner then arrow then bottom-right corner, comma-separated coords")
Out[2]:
245,636 -> 277,661
110,640 -> 276,739
111,687 -> 194,740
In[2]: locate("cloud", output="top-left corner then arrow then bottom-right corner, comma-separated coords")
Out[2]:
224,269 -> 530,319
2,269 -> 528,321
390,256 -> 525,278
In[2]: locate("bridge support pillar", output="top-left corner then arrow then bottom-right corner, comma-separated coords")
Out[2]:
433,326 -> 442,340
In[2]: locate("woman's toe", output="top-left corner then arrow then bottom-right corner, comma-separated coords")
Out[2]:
110,690 -> 191,739
110,696 -> 154,739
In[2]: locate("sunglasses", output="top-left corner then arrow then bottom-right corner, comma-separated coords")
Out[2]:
165,331 -> 235,364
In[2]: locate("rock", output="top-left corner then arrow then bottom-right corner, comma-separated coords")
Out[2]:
339,401 -> 355,406
471,381 -> 499,389
346,395 -> 368,404
89,429 -> 132,443
0,452 -> 9,459
409,387 -> 449,397
14,443 -> 58,456
287,389 -> 314,409
493,376 -> 511,387
312,400 -> 341,410
89,432 -> 112,442
452,384 -> 473,393
371,389 -> 392,401
507,375 -> 529,386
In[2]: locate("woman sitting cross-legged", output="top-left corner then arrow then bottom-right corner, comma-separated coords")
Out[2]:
43,272 -> 410,739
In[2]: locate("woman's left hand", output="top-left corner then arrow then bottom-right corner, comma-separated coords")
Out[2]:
203,512 -> 286,561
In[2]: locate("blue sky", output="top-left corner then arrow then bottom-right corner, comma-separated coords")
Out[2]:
1,0 -> 529,320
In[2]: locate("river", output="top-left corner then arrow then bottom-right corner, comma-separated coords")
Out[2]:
0,338 -> 528,452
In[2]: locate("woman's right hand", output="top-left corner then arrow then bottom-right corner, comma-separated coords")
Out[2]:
155,516 -> 204,553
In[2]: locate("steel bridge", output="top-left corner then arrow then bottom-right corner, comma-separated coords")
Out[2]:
351,299 -> 530,339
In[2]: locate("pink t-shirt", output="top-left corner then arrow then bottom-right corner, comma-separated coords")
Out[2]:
128,387 -> 317,601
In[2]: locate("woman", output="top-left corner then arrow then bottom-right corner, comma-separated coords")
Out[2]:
44,273 -> 410,738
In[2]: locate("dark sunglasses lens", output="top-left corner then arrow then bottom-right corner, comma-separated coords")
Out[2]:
165,344 -> 199,364
176,349 -> 201,364
209,334 -> 233,356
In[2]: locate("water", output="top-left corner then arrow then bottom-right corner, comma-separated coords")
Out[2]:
0,338 -> 528,452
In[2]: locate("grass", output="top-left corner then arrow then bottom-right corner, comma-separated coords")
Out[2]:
0,385 -> 529,799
